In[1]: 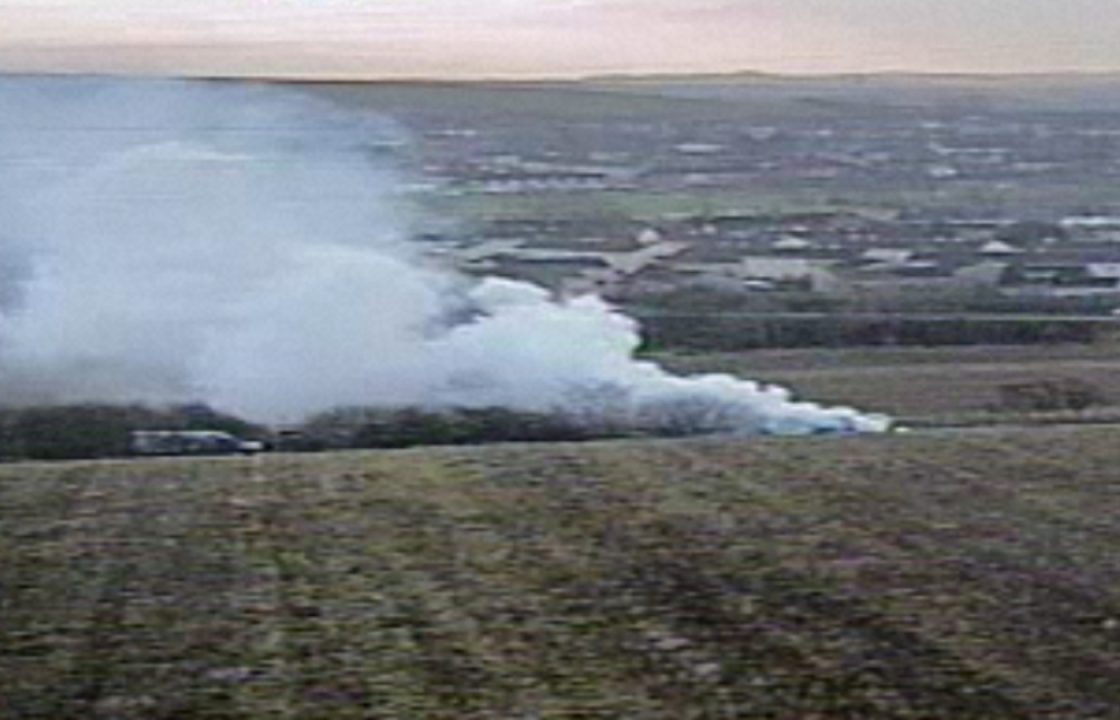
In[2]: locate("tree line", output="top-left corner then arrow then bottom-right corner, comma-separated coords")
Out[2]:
0,403 -> 611,462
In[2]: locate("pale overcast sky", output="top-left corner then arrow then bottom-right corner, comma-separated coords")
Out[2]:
0,0 -> 1117,78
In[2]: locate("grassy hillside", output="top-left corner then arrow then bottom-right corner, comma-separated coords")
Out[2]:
3,428 -> 1119,718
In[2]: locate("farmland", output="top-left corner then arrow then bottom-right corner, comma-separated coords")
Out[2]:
657,343 -> 1120,423
3,427 -> 1119,718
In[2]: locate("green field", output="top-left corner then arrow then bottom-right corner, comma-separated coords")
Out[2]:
426,189 -> 875,224
431,180 -> 1120,224
3,428 -> 1119,718
657,344 -> 1120,424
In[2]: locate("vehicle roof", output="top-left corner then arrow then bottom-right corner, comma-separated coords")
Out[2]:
131,430 -> 237,437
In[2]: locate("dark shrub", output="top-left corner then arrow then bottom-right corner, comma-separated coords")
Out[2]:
353,408 -> 464,449
1,404 -> 155,460
995,378 -> 1110,413
0,403 -> 263,461
455,407 -> 593,444
300,405 -> 598,450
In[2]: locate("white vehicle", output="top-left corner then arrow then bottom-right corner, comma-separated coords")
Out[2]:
129,430 -> 264,457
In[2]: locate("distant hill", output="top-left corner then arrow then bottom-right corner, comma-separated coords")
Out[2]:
290,69 -> 1120,114
574,70 -> 1120,114
581,69 -> 1120,85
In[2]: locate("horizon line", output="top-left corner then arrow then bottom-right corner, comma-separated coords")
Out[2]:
4,65 -> 1120,85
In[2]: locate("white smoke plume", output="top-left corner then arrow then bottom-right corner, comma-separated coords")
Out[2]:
0,75 -> 889,435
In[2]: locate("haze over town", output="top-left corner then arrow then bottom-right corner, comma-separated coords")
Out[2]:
1,0 -> 1119,79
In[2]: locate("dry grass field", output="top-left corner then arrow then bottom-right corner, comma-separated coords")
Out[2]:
3,427 -> 1119,719
657,344 -> 1120,423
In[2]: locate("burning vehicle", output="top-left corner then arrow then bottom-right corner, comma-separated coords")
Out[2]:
129,430 -> 264,457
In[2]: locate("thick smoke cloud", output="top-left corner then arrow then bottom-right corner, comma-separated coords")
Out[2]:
0,75 -> 889,434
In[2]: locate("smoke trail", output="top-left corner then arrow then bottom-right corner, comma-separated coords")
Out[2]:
0,75 -> 889,434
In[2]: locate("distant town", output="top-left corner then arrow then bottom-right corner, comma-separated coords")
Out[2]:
304,77 -> 1120,317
